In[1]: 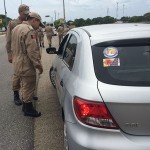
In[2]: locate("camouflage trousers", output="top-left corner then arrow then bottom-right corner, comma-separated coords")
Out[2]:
12,74 -> 36,103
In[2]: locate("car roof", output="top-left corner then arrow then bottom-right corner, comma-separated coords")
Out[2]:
78,23 -> 150,37
76,23 -> 150,45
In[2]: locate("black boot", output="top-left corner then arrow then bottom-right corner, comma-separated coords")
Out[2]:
22,101 -> 25,112
24,102 -> 41,117
14,91 -> 22,106
33,96 -> 38,100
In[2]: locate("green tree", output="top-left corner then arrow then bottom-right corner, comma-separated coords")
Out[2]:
128,16 -> 143,23
92,17 -> 103,24
0,14 -> 11,29
143,12 -> 150,21
120,17 -> 130,23
102,16 -> 116,24
74,18 -> 85,27
85,18 -> 92,25
54,19 -> 60,29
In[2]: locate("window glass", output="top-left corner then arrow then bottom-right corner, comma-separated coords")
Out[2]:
57,34 -> 69,55
92,38 -> 150,86
63,35 -> 77,70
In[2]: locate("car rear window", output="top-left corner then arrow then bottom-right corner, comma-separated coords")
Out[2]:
92,38 -> 150,86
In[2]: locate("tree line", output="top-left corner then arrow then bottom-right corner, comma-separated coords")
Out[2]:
1,12 -> 150,30
0,14 -> 11,29
69,12 -> 150,27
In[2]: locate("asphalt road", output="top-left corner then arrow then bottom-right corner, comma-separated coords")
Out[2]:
0,34 -> 64,150
34,35 -> 64,150
0,35 -> 34,149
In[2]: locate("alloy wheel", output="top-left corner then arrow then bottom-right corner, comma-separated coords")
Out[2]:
50,68 -> 56,88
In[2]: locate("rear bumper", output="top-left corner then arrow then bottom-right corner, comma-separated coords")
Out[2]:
66,121 -> 150,150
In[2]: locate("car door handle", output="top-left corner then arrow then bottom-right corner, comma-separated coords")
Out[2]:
60,80 -> 63,87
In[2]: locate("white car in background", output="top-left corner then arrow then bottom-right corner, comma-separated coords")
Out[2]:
46,24 -> 150,150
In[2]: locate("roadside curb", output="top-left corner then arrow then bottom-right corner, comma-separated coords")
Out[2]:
0,34 -> 5,36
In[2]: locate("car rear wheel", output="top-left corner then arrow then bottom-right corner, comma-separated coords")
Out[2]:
50,67 -> 56,88
64,121 -> 69,150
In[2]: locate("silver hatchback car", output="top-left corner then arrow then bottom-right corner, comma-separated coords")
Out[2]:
46,24 -> 150,150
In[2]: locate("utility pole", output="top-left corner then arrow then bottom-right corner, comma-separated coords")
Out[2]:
123,4 -> 125,17
116,2 -> 118,19
107,8 -> 109,16
63,0 -> 66,25
54,10 -> 56,21
3,0 -> 7,29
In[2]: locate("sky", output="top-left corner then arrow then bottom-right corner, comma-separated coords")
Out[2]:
0,0 -> 150,23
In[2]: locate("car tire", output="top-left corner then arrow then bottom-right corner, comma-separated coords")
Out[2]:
50,67 -> 56,88
64,121 -> 69,150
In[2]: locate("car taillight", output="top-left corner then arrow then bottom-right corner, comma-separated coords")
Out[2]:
73,97 -> 119,129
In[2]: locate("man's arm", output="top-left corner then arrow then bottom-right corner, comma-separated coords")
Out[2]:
5,22 -> 13,63
25,30 -> 43,74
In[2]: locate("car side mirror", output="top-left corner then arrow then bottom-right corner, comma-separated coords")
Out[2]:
46,47 -> 57,54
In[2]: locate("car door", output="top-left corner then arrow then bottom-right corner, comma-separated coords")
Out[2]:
55,32 -> 78,106
54,34 -> 70,104
60,33 -> 78,107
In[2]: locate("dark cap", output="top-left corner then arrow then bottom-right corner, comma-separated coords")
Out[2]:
28,12 -> 45,28
18,4 -> 29,14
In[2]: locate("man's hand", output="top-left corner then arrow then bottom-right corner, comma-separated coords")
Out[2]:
38,67 -> 43,74
36,65 -> 43,74
8,55 -> 12,63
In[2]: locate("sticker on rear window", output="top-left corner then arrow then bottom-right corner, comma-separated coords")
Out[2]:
103,58 -> 120,67
103,47 -> 118,58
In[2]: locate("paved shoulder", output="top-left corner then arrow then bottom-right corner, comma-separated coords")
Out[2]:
34,35 -> 64,150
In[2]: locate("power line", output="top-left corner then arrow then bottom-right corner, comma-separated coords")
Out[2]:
123,4 -> 125,17
116,2 -> 118,19
54,10 -> 56,21
63,0 -> 66,23
107,8 -> 109,16
3,0 -> 7,27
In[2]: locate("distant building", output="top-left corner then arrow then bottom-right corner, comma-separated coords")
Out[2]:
115,21 -> 123,24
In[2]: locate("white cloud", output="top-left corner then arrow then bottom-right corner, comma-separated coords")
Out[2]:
0,0 -> 149,21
